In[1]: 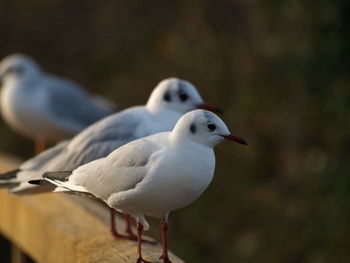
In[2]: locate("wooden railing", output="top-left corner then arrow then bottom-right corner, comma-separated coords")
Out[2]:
0,153 -> 184,263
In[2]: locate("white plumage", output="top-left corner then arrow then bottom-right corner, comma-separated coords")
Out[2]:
42,110 -> 246,262
0,77 -> 218,194
51,110 -> 225,226
0,54 -> 116,142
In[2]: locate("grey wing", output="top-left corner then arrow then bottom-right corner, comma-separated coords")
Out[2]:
11,137 -> 130,194
47,139 -> 130,171
14,108 -> 146,194
91,94 -> 117,112
45,109 -> 146,170
10,140 -> 70,193
71,138 -> 161,200
20,140 -> 70,171
42,74 -> 114,130
13,141 -> 69,191
66,108 -> 145,152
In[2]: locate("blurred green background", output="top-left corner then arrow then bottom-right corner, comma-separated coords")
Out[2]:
1,0 -> 350,262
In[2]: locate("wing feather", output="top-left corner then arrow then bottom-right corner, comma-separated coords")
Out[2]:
11,108 -> 149,194
41,74 -> 114,129
66,136 -> 164,200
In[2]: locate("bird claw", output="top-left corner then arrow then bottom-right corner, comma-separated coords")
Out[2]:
159,255 -> 173,263
126,230 -> 157,244
110,228 -> 125,239
110,229 -> 157,245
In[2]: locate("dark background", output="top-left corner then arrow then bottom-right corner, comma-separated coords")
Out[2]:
1,1 -> 350,262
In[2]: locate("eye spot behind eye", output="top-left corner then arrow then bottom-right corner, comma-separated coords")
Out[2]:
190,124 -> 196,134
207,124 -> 216,131
163,92 -> 171,102
5,66 -> 23,76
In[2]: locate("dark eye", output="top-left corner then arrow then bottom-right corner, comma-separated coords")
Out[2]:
179,93 -> 188,102
5,66 -> 24,76
163,92 -> 171,102
207,124 -> 216,131
190,124 -> 196,134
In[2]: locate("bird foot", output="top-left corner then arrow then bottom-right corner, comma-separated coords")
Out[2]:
159,255 -> 173,263
110,228 -> 125,239
110,229 -> 156,244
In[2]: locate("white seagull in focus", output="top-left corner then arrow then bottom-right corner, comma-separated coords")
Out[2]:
0,77 -> 221,240
0,54 -> 116,153
32,110 -> 247,263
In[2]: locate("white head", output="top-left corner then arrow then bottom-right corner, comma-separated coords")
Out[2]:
171,109 -> 247,148
0,54 -> 42,84
146,78 -> 222,114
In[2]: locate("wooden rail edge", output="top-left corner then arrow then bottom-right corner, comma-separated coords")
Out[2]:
0,153 -> 185,263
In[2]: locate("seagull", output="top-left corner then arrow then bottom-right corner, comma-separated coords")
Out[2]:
32,110 -> 247,263
0,54 -> 116,153
0,77 -> 221,240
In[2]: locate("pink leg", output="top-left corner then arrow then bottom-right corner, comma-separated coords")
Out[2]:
159,219 -> 173,263
110,209 -> 156,244
35,138 -> 46,154
124,214 -> 136,238
135,223 -> 152,263
110,208 -> 124,238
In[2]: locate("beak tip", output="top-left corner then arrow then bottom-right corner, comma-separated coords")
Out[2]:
223,134 -> 248,146
235,137 -> 248,146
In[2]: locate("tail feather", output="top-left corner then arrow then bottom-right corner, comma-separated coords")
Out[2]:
43,171 -> 89,194
0,183 -> 18,188
54,186 -> 93,198
28,179 -> 48,185
0,169 -> 20,186
10,182 -> 55,195
53,186 -> 71,193
43,171 -> 72,181
0,169 -> 20,180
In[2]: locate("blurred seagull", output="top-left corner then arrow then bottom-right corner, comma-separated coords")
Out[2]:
32,110 -> 247,263
0,54 -> 116,153
0,77 -> 222,239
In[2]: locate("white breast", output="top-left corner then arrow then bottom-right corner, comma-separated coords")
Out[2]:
0,79 -> 74,140
0,79 -> 39,138
115,143 -> 216,218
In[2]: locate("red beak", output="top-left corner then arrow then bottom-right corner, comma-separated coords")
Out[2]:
222,134 -> 247,145
197,103 -> 223,114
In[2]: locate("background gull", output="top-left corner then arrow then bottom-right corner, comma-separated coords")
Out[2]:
34,110 -> 247,263
0,54 -> 116,153
0,77 -> 221,239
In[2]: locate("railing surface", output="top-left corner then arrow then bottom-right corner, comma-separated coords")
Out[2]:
0,153 -> 184,263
